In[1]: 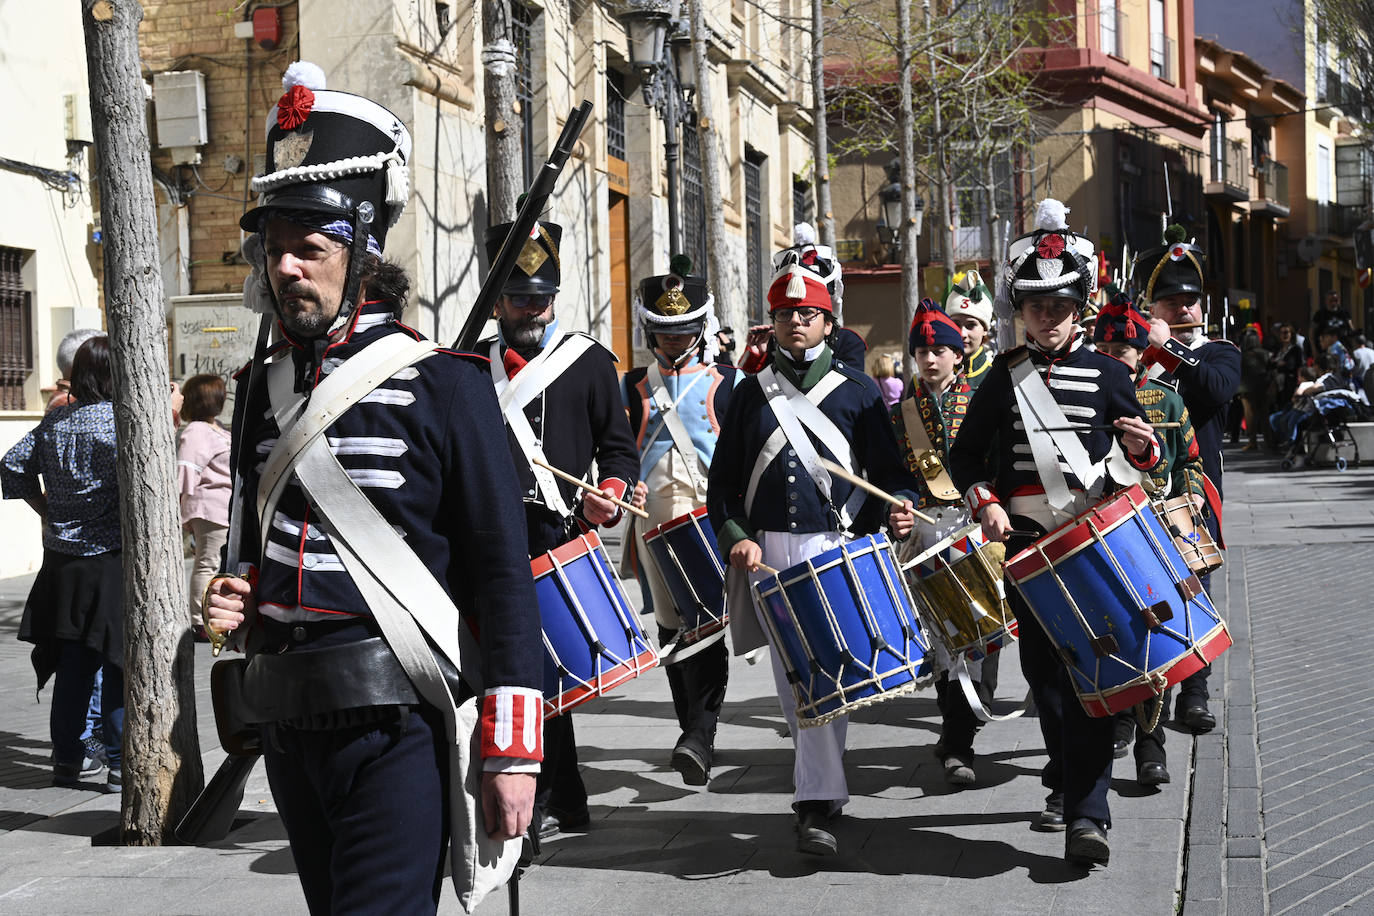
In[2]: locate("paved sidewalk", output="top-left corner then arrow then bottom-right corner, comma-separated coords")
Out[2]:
0,444 -> 1366,914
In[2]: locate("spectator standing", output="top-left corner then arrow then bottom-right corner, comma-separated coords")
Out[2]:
176,374 -> 231,635
1309,290 -> 1352,360
1350,334 -> 1374,385
1238,326 -> 1274,450
871,352 -> 903,407
1,337 -> 124,793
1272,323 -> 1304,407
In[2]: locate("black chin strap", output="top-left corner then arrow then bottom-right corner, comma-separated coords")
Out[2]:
338,206 -> 374,327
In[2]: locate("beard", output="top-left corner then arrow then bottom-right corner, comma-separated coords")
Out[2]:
502,312 -> 552,349
1175,327 -> 1199,346
277,283 -> 339,339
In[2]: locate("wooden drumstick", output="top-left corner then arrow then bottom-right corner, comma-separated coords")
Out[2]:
531,458 -> 650,519
818,458 -> 937,525
754,562 -> 780,576
1035,422 -> 1182,432
1167,321 -> 1204,330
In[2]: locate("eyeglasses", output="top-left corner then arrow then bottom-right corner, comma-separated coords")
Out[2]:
508,294 -> 553,310
772,306 -> 826,324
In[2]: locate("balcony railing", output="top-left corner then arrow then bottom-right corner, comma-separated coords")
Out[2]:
1316,201 -> 1364,238
1254,160 -> 1290,214
1207,138 -> 1250,200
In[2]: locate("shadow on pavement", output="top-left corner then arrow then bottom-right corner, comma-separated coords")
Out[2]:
536,808 -> 1089,884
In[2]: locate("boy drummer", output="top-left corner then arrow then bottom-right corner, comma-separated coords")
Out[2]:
707,258 -> 918,857
1092,288 -> 1205,787
948,199 -> 1162,867
887,299 -> 988,786
622,255 -> 739,786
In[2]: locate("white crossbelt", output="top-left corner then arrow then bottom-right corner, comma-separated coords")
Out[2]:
748,366 -> 865,529
641,362 -> 709,491
489,329 -> 596,518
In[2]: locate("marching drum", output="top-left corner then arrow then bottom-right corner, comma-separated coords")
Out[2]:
1151,494 -> 1224,574
903,523 -> 1017,661
641,507 -> 728,645
1005,484 -> 1231,718
534,531 -> 659,719
753,533 -> 929,727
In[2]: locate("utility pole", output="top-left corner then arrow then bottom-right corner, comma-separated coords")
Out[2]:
82,0 -> 203,843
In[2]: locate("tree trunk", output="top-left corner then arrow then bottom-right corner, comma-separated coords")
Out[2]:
483,0 -> 523,223
82,0 -> 203,844
898,0 -> 919,379
690,0 -> 738,335
810,0 -> 840,317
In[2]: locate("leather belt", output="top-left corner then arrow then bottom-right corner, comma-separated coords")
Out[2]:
242,635 -> 421,724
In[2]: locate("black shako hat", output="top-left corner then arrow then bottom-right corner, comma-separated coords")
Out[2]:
485,220 -> 564,296
1133,224 -> 1206,303
239,61 -> 412,252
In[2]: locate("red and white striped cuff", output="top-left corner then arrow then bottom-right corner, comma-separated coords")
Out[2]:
480,686 -> 543,761
964,482 -> 1000,520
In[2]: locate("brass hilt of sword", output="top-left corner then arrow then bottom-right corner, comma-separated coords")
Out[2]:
201,573 -> 249,657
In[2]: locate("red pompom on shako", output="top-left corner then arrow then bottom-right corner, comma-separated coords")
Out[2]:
277,84 -> 315,130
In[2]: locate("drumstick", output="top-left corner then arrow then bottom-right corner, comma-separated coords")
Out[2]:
754,563 -> 780,576
1168,321 -> 1204,330
531,458 -> 650,519
818,458 -> 937,524
1034,422 -> 1182,432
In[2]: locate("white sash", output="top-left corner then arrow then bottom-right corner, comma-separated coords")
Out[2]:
748,366 -> 865,529
488,330 -> 597,518
642,362 -> 710,492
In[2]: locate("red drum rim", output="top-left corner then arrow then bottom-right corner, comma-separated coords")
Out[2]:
1005,485 -> 1149,582
543,645 -> 660,719
1078,623 -> 1232,717
642,505 -> 711,543
530,530 -> 604,578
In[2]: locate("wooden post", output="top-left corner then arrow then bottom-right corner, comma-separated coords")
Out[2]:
81,0 -> 204,843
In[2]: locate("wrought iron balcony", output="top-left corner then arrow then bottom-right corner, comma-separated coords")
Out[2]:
1252,160 -> 1289,216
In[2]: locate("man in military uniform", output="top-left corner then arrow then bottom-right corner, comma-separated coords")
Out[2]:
1135,225 -> 1240,733
204,62 -> 542,913
950,199 -> 1162,867
479,218 -> 640,839
1093,288 -> 1205,786
887,299 -> 988,786
708,262 -> 919,857
622,255 -> 739,785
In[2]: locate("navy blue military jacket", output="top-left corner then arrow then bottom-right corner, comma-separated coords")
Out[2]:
229,304 -> 543,694
707,347 -> 918,548
949,335 -> 1155,501
481,333 -> 640,557
1144,338 -> 1240,501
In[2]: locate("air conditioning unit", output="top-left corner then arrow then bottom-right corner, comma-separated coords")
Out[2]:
152,70 -> 208,165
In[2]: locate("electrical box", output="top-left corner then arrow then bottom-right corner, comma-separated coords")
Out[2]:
152,70 -> 209,151
64,92 -> 93,145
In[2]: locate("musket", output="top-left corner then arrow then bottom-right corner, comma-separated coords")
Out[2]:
454,100 -> 594,351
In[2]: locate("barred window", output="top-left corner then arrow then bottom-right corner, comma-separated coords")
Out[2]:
0,247 -> 33,411
681,126 -> 707,269
792,177 -> 813,227
512,2 -> 536,186
744,151 -> 765,325
607,71 -> 626,161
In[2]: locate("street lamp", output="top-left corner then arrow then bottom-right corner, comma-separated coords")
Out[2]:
877,157 -> 923,264
617,0 -> 693,255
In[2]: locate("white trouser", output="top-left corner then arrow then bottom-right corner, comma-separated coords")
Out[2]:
750,529 -> 849,811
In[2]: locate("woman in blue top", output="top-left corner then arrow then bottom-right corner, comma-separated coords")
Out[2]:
1,336 -> 124,792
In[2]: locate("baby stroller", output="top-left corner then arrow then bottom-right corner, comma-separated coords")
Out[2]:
1275,388 -> 1374,471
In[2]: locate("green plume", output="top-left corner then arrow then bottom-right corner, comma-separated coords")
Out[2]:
669,254 -> 693,276
1163,223 -> 1187,245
